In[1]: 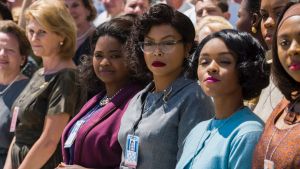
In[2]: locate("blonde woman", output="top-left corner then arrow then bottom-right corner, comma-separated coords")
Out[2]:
4,0 -> 82,168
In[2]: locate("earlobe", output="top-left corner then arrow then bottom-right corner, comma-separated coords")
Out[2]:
20,55 -> 26,67
251,13 -> 260,29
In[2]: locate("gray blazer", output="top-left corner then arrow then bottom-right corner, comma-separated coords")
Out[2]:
118,76 -> 214,169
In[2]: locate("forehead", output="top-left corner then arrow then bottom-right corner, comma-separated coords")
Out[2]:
278,15 -> 300,35
126,0 -> 148,4
146,24 -> 181,39
96,35 -> 122,48
26,18 -> 45,29
260,0 -> 287,10
196,0 -> 221,11
64,0 -> 82,4
201,38 -> 231,54
0,32 -> 19,46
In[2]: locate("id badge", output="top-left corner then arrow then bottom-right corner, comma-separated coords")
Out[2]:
264,159 -> 275,169
124,134 -> 139,168
64,120 -> 85,148
10,107 -> 19,132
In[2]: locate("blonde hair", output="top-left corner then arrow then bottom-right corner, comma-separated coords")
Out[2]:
196,15 -> 233,42
25,0 -> 77,60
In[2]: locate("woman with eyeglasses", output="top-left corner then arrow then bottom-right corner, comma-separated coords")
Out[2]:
118,4 -> 214,169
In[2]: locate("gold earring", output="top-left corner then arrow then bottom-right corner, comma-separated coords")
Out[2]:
251,26 -> 257,34
60,41 -> 64,46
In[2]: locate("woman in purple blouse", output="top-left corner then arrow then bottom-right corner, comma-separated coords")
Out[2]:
57,15 -> 149,169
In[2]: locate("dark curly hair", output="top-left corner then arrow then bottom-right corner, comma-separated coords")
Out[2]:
126,3 -> 196,80
272,2 -> 300,101
78,14 -> 148,98
192,29 -> 270,100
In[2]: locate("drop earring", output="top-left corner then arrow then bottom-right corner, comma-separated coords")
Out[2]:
251,26 -> 257,34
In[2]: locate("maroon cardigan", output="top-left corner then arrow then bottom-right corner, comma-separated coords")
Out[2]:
61,83 -> 141,169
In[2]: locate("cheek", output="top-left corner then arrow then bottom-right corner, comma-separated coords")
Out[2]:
92,58 -> 99,72
260,21 -> 266,34
197,66 -> 205,81
277,48 -> 287,68
144,54 -> 151,64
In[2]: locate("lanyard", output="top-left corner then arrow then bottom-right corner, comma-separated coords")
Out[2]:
131,86 -> 173,135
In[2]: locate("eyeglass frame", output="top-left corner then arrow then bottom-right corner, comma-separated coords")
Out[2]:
139,39 -> 184,54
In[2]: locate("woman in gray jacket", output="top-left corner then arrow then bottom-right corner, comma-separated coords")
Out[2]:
118,4 -> 214,169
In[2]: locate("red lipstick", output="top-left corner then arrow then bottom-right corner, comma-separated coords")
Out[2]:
204,76 -> 220,83
152,61 -> 166,67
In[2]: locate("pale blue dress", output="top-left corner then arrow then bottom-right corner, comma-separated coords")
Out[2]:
176,107 -> 264,169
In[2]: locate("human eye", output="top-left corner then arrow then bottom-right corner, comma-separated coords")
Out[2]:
279,39 -> 290,47
197,9 -> 203,17
260,11 -> 268,20
161,40 -> 176,47
110,53 -> 122,59
220,59 -> 232,65
198,57 -> 209,66
6,48 -> 15,53
275,11 -> 282,18
143,41 -> 154,46
37,30 -> 46,36
72,3 -> 79,8
28,29 -> 34,36
94,52 -> 103,59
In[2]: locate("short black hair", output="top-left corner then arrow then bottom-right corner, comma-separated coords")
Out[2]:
126,3 -> 196,80
192,29 -> 269,100
272,2 -> 300,101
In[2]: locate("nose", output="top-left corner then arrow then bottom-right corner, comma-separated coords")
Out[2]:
0,48 -> 4,56
288,40 -> 300,57
153,44 -> 163,56
29,32 -> 39,42
134,6 -> 142,14
264,16 -> 275,28
202,10 -> 208,17
0,48 -> 8,57
99,57 -> 111,66
207,60 -> 219,74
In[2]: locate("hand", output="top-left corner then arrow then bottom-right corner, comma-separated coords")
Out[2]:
55,163 -> 90,169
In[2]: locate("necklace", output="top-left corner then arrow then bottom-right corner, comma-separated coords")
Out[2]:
99,88 -> 123,106
0,74 -> 20,95
264,98 -> 300,168
264,125 -> 298,161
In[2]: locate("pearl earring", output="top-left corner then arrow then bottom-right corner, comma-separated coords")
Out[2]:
59,41 -> 64,46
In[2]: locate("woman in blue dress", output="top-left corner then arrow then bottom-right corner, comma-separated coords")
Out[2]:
176,29 -> 269,169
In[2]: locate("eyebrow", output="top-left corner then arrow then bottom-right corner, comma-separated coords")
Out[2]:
145,35 -> 177,41
94,49 -> 121,53
200,51 -> 233,56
